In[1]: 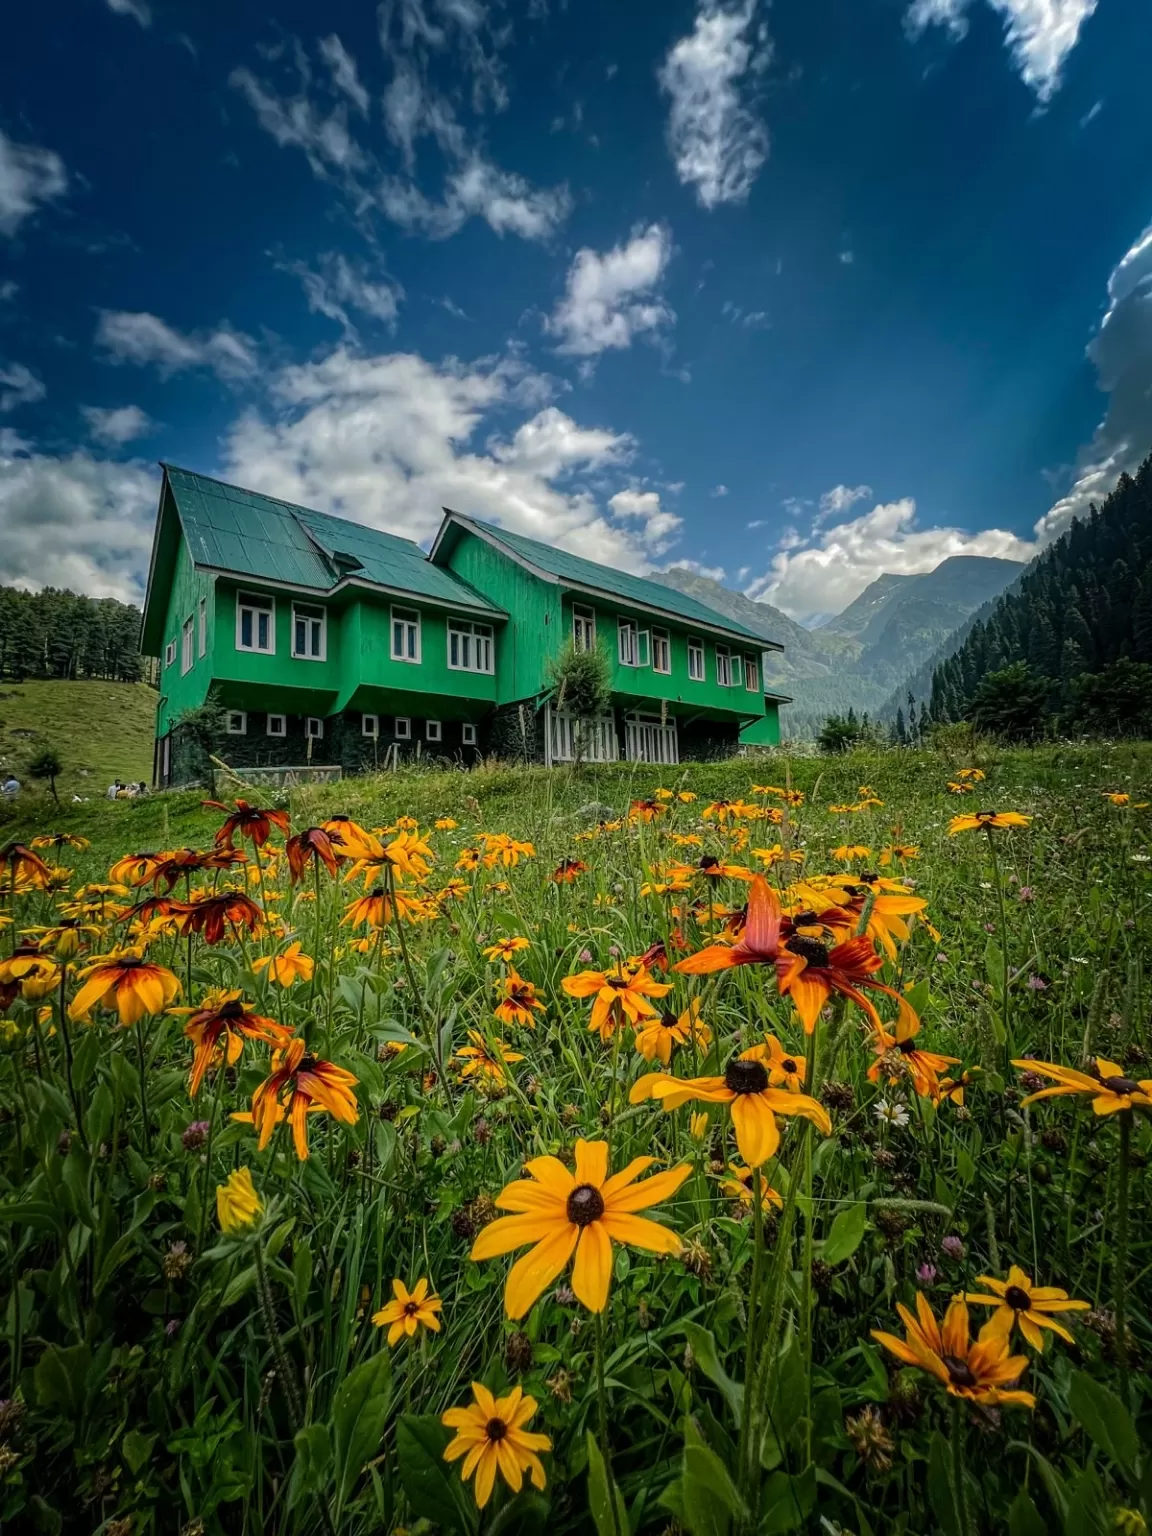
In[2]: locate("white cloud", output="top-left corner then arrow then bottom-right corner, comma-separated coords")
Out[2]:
816,483 -> 872,523
318,35 -> 370,114
230,65 -> 369,180
546,225 -> 674,358
666,556 -> 727,581
0,445 -> 158,603
106,0 -> 151,26
280,251 -> 403,333
0,281 -> 18,302
0,363 -> 46,414
379,158 -> 571,241
711,483 -> 729,496
748,493 -> 1036,622
1034,216 -> 1152,539
81,404 -> 155,445
839,249 -> 855,264
721,299 -> 769,329
608,488 -> 683,554
0,130 -> 67,237
905,0 -> 1097,102
96,310 -> 258,381
658,0 -> 770,209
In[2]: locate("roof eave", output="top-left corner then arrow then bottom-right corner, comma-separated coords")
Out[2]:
192,562 -> 508,618
139,466 -> 174,656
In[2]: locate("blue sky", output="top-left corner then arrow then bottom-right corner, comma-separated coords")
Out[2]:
1,0 -> 1150,624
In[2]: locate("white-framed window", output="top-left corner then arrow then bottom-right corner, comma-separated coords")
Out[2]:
236,591 -> 275,654
197,597 -> 207,658
447,619 -> 494,674
391,606 -> 421,664
462,722 -> 477,746
618,619 -> 639,667
652,629 -> 671,675
266,714 -> 286,737
716,646 -> 734,687
225,710 -> 247,735
361,713 -> 379,738
305,716 -> 324,740
292,602 -> 326,661
180,616 -> 194,675
573,604 -> 596,653
394,716 -> 412,739
688,637 -> 705,682
744,655 -> 759,692
164,640 -> 176,668
426,720 -> 442,742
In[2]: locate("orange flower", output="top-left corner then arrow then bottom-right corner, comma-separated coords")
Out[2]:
170,890 -> 264,945
109,852 -> 164,886
868,1012 -> 959,1099
1012,1056 -> 1152,1114
871,1293 -> 1035,1408
674,874 -> 782,974
148,846 -> 248,892
561,962 -> 672,1040
174,990 -> 292,1095
249,1037 -> 359,1159
203,798 -> 290,849
70,947 -> 181,1025
483,936 -> 531,963
252,941 -> 315,987
285,827 -> 340,883
551,858 -> 588,883
633,1001 -> 711,1066
494,969 -> 546,1028
454,1031 -> 524,1085
949,810 -> 1031,835
776,932 -> 918,1036
0,841 -> 52,888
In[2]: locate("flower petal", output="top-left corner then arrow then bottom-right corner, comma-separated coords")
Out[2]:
504,1225 -> 579,1320
571,1221 -> 613,1313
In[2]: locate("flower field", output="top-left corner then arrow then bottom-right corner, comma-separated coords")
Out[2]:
0,745 -> 1150,1536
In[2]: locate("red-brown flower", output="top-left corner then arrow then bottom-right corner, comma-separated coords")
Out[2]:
285,826 -> 340,883
249,1037 -> 360,1159
169,890 -> 265,945
174,990 -> 293,1095
203,798 -> 291,849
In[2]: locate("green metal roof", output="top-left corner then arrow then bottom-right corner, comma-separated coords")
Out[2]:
435,511 -> 770,644
161,466 -> 503,613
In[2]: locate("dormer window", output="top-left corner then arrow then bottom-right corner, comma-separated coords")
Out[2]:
236,591 -> 275,654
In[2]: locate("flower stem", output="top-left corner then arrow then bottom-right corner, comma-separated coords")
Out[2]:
593,1308 -> 623,1536
984,824 -> 1012,1071
135,1017 -> 151,1156
950,1398 -> 971,1536
1115,1109 -> 1132,1407
737,1164 -> 766,1495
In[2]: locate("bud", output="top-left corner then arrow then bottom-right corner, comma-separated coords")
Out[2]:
505,1330 -> 534,1374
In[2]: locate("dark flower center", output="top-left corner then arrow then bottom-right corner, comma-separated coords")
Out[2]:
792,909 -> 820,925
1103,1075 -> 1139,1095
897,1038 -> 917,1055
942,1355 -> 978,1389
976,811 -> 997,820
725,1058 -> 770,1095
700,856 -> 720,871
1004,1286 -> 1031,1311
369,886 -> 386,898
785,935 -> 831,968
404,1300 -> 420,1315
860,872 -> 880,884
781,1058 -> 798,1075
567,1184 -> 605,1226
485,1417 -> 507,1442
606,977 -> 629,990
219,999 -> 246,1020
660,1010 -> 678,1029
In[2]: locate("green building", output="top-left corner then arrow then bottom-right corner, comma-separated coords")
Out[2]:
141,466 -> 786,786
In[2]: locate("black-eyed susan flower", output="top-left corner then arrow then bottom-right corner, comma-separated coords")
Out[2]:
21,917 -> 99,960
0,841 -> 52,888
957,768 -> 986,782
470,1138 -> 689,1316
631,1043 -> 831,1166
148,846 -> 248,892
493,970 -> 546,1029
752,844 -> 805,870
203,798 -> 290,849
675,874 -> 782,974
948,810 -> 1031,835
561,962 -> 672,1041
479,833 -> 535,868
871,1293 -> 1035,1408
629,798 -> 665,822
216,1167 -> 263,1234
454,1031 -> 524,1085
965,1265 -> 1089,1350
832,844 -> 872,863
483,936 -> 531,963
1012,1056 -> 1152,1114
249,1038 -> 359,1159
373,1277 -> 443,1345
252,941 -> 314,987
31,832 -> 90,853
435,817 -> 459,830
868,1012 -> 960,1099
0,947 -> 60,1003
777,931 -> 919,1036
442,1383 -> 551,1509
633,1001 -> 711,1066
173,990 -> 292,1096
170,889 -> 265,945
285,827 -> 340,883
763,1034 -> 807,1091
70,947 -> 181,1025
551,858 -> 588,883
721,1164 -> 783,1213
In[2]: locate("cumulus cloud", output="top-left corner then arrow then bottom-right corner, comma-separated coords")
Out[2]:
666,556 -> 727,581
546,225 -> 674,358
711,483 -> 728,496
0,445 -> 158,602
81,404 -> 155,446
816,483 -> 871,523
105,0 -> 151,26
905,0 -> 1098,102
279,251 -> 403,333
748,493 -> 1036,623
657,0 -> 771,209
379,158 -> 571,241
608,488 -> 683,554
0,363 -> 46,414
0,129 -> 68,237
96,310 -> 258,382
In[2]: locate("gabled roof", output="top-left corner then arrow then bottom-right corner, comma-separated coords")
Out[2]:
431,509 -> 780,648
142,467 -> 502,650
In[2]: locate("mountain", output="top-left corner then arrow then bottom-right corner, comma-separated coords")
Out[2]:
817,573 -> 916,640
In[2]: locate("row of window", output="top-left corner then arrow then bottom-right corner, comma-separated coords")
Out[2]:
574,605 -> 759,692
222,711 -> 478,746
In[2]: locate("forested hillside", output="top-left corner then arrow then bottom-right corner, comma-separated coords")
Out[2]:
0,585 -> 146,683
928,453 -> 1152,732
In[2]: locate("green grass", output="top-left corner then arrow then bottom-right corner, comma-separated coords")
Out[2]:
0,678 -> 156,801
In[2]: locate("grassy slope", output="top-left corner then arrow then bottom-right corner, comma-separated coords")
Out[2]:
0,679 -> 156,801
1,740 -> 1149,865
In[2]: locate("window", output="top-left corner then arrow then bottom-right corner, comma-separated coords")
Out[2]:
744,655 -> 759,692
618,619 -> 639,667
394,717 -> 411,739
573,604 -> 596,653
236,591 -> 275,654
426,720 -> 442,743
164,640 -> 176,668
462,722 -> 477,746
305,717 -> 324,740
688,637 -> 705,681
180,616 -> 194,675
447,619 -> 494,673
391,606 -> 421,663
361,714 -> 379,738
266,714 -> 286,737
292,603 -> 326,661
225,711 -> 247,735
715,646 -> 733,687
652,629 -> 671,675
197,597 -> 207,658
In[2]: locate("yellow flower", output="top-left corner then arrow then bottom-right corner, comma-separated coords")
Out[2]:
948,810 -> 1030,835
384,830 -> 434,880
689,1111 -> 710,1141
721,1164 -> 783,1213
957,767 -> 986,781
442,1383 -> 551,1510
633,1001 -> 712,1066
454,1031 -> 524,1085
372,1277 -> 443,1345
252,941 -> 314,987
216,1168 -> 262,1234
965,1265 -> 1089,1350
435,817 -> 459,829
871,1293 -> 1035,1408
470,1138 -> 690,1316
1013,1056 -> 1152,1114
69,948 -> 181,1026
483,936 -> 531,963
677,791 -> 697,803
561,962 -> 671,1041
832,844 -> 871,863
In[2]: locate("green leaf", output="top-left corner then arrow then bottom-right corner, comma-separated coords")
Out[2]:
487,1491 -> 551,1535
33,1342 -> 91,1413
221,1264 -> 258,1308
396,1414 -> 474,1533
955,1144 -> 976,1185
1007,1488 -> 1048,1536
903,978 -> 932,1018
822,1203 -> 867,1266
264,1217 -> 295,1262
585,1429 -> 629,1536
681,1321 -> 743,1427
760,1466 -> 817,1533
121,1429 -> 156,1475
681,1419 -> 745,1536
1064,1463 -> 1111,1535
927,1431 -> 962,1536
289,1423 -> 333,1509
1068,1370 -> 1138,1472
331,1350 -> 392,1511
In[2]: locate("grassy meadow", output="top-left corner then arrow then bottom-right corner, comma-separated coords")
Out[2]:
0,679 -> 156,799
0,743 -> 1150,1535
